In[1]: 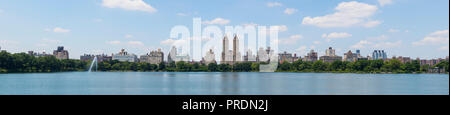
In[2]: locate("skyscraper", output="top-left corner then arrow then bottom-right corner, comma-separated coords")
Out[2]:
221,35 -> 241,65
372,50 -> 387,60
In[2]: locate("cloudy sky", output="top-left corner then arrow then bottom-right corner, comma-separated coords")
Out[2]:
0,0 -> 448,59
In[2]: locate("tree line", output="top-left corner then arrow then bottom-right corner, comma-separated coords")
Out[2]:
0,51 -> 87,73
96,59 -> 448,73
1,50 -> 448,73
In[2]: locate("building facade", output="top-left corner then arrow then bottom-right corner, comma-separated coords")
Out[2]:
53,46 -> 69,60
372,50 -> 387,60
221,35 -> 241,65
80,54 -> 112,62
320,47 -> 342,63
304,50 -> 318,62
140,48 -> 164,64
203,49 -> 216,65
168,46 -> 190,63
278,51 -> 293,63
343,50 -> 358,62
112,49 -> 138,62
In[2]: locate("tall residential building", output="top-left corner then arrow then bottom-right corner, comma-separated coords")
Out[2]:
257,47 -> 269,62
244,49 -> 257,62
304,50 -> 318,62
278,51 -> 293,63
325,47 -> 336,56
372,50 -> 387,60
233,35 -> 241,62
221,35 -> 241,64
320,47 -> 342,63
203,49 -> 216,65
53,46 -> 69,60
168,46 -> 190,63
343,50 -> 358,62
140,48 -> 164,64
112,49 -> 138,62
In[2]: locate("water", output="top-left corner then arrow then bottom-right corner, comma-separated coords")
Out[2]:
0,72 -> 448,95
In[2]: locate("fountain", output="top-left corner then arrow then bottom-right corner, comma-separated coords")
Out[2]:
88,56 -> 98,72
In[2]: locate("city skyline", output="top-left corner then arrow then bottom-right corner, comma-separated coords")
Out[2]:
0,0 -> 448,59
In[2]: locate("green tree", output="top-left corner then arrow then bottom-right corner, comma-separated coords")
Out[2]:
207,63 -> 218,72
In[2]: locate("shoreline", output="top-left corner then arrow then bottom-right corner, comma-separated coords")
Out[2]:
1,71 -> 448,75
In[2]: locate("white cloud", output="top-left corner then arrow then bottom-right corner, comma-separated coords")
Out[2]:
378,0 -> 394,6
373,41 -> 402,48
367,35 -> 388,41
351,40 -> 372,49
102,0 -> 157,13
267,2 -> 283,7
0,9 -> 3,14
46,27 -> 71,33
127,41 -> 144,46
242,23 -> 258,27
413,29 -> 449,46
388,29 -> 400,33
0,40 -> 19,45
203,18 -> 231,25
42,38 -> 61,44
296,46 -> 308,54
176,13 -> 188,16
93,18 -> 103,22
125,34 -> 133,38
272,25 -> 288,32
363,20 -> 381,28
322,32 -> 352,42
276,34 -> 303,45
302,1 -> 380,28
160,38 -> 187,46
284,8 -> 298,15
313,41 -> 321,45
106,40 -> 121,45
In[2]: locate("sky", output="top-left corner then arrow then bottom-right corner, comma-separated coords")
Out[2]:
0,0 -> 448,60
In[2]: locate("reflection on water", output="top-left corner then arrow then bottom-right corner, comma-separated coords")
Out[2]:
0,72 -> 448,95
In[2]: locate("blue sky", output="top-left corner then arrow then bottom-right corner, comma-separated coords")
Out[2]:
0,0 -> 448,59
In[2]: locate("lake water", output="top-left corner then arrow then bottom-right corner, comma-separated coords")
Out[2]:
0,72 -> 448,95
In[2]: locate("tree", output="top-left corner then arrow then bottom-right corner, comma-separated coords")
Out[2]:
251,63 -> 260,71
312,61 -> 327,72
279,61 -> 291,71
218,64 -> 231,72
158,62 -> 166,71
207,63 -> 218,72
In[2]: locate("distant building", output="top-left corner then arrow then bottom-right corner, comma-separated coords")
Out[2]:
304,50 -> 318,62
278,51 -> 293,63
168,46 -> 190,63
221,35 -> 241,65
203,49 -> 216,65
53,46 -> 69,60
257,47 -> 269,62
392,56 -> 412,64
112,49 -> 138,62
140,48 -> 164,64
244,49 -> 257,62
28,51 -> 52,57
80,54 -> 112,62
292,54 -> 301,62
320,47 -> 342,63
372,50 -> 387,60
343,50 -> 358,62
